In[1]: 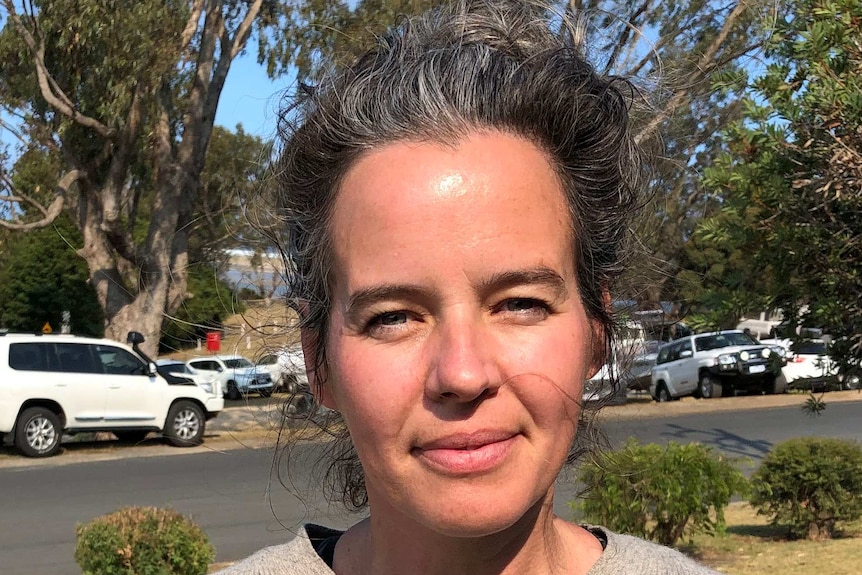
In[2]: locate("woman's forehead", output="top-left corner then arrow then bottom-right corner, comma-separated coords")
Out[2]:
332,132 -> 568,231
327,131 -> 576,292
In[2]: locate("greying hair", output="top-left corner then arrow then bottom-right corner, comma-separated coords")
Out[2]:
274,0 -> 645,511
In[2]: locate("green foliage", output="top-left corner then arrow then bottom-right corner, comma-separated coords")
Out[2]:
750,438 -> 862,540
74,506 -> 214,575
193,126 -> 271,267
160,265 -> 244,353
0,214 -> 103,336
693,0 -> 862,371
575,440 -> 748,546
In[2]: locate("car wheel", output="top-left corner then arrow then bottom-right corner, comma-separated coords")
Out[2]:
699,374 -> 723,399
15,407 -> 62,458
114,430 -> 151,443
763,373 -> 787,395
226,381 -> 241,401
844,370 -> 861,391
164,401 -> 205,447
656,383 -> 672,403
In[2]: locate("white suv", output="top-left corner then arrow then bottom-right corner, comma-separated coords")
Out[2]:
0,332 -> 224,457
650,330 -> 787,401
187,355 -> 274,400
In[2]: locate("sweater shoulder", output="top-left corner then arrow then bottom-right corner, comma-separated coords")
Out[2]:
587,528 -> 722,575
210,526 -> 334,575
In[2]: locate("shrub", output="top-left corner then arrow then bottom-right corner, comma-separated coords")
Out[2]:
74,506 -> 214,575
750,437 -> 862,540
575,440 -> 748,546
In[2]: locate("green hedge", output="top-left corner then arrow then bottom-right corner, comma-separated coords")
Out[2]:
74,506 -> 214,575
750,437 -> 862,540
575,440 -> 748,546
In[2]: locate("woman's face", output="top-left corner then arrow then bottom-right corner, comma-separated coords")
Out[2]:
317,131 -> 600,537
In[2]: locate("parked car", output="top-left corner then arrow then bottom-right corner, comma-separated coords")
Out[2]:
618,339 -> 661,392
650,330 -> 787,402
762,337 -> 861,391
0,331 -> 223,458
582,363 -> 627,405
256,344 -> 309,394
155,359 -> 221,397
187,355 -> 274,400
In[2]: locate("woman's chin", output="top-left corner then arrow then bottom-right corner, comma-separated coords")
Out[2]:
409,491 -> 548,540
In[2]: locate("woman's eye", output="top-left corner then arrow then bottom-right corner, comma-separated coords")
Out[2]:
374,311 -> 408,326
503,298 -> 548,313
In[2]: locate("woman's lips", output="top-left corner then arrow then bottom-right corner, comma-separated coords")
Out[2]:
413,431 -> 519,475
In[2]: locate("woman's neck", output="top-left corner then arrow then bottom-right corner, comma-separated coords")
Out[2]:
332,491 -> 603,575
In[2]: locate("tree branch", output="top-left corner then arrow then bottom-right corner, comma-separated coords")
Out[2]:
229,0 -> 263,60
635,1 -> 750,145
2,0 -> 114,138
180,0 -> 206,59
0,169 -> 83,230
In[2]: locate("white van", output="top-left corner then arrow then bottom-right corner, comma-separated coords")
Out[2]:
0,332 -> 223,457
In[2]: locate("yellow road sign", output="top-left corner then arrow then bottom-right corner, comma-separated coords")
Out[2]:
42,322 -> 52,334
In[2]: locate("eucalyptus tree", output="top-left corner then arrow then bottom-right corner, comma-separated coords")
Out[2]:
0,0 -> 293,354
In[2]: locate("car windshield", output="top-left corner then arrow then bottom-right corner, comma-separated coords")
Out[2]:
793,341 -> 827,355
694,332 -> 759,351
224,358 -> 253,369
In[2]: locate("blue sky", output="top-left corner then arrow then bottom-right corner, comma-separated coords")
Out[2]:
0,51 -> 291,159
214,51 -> 294,142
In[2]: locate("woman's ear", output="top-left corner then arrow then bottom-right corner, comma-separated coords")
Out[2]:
300,326 -> 337,410
586,288 -> 613,378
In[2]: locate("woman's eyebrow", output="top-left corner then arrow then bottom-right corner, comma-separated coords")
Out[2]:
479,267 -> 569,300
346,284 -> 434,314
345,267 -> 568,314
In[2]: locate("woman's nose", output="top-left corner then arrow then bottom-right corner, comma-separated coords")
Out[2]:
425,316 -> 502,404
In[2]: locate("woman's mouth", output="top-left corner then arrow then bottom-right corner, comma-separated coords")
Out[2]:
413,430 -> 519,475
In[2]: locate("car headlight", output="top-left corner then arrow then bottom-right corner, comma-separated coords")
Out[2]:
718,353 -> 736,366
769,345 -> 786,358
739,351 -> 750,361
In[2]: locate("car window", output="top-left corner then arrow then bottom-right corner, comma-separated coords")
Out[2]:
695,332 -> 758,351
95,345 -> 147,375
190,360 -> 214,370
679,340 -> 692,355
224,358 -> 253,369
656,345 -> 670,365
258,355 -> 277,366
8,342 -> 51,371
54,343 -> 101,374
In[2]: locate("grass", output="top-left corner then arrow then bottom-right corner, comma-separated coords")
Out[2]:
688,503 -> 862,575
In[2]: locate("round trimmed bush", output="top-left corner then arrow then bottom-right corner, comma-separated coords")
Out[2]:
74,506 -> 214,575
575,440 -> 748,546
750,437 -> 862,540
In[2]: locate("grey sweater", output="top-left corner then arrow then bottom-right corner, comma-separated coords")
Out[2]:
213,525 -> 721,574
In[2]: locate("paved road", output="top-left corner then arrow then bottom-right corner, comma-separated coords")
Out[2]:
1,402 -> 860,574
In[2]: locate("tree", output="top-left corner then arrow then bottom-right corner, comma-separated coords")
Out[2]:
0,213 -> 104,336
695,0 -> 862,372
191,125 -> 271,269
0,0 -> 292,355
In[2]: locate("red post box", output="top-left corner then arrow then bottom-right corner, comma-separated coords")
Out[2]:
206,331 -> 221,352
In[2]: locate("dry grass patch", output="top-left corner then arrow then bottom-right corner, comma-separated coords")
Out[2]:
690,502 -> 862,575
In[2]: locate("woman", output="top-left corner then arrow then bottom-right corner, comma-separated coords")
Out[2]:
218,1 -> 720,573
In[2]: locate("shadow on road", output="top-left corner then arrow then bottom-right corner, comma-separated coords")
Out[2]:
661,423 -> 773,461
